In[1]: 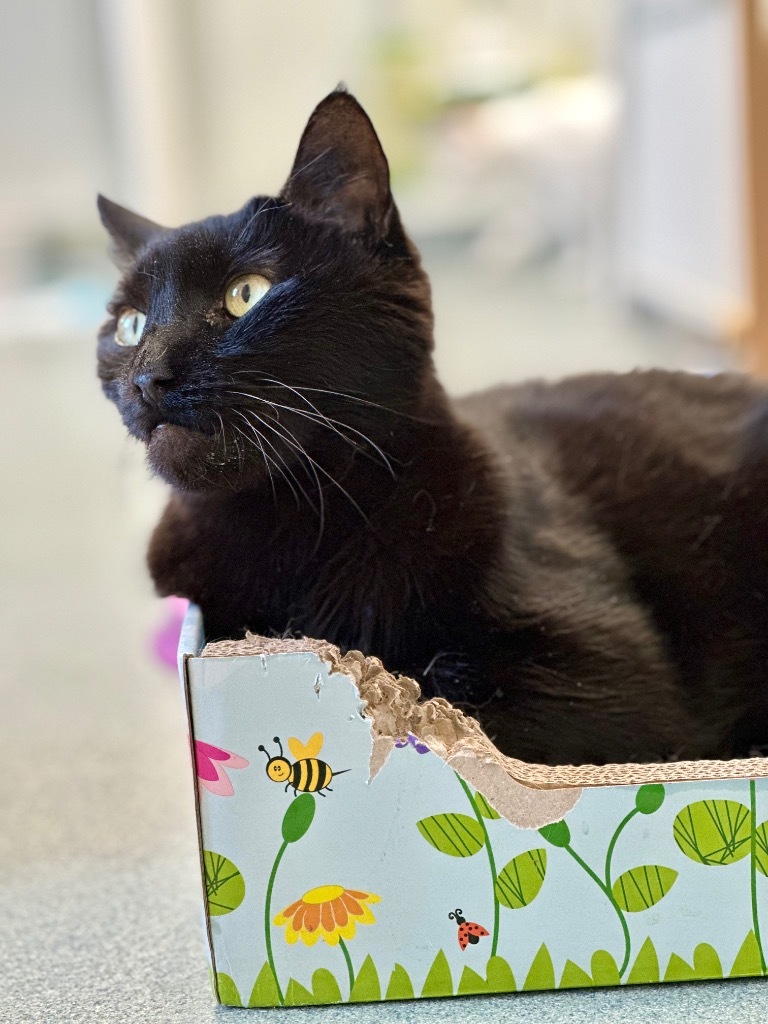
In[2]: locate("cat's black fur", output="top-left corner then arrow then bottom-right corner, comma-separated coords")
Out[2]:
98,89 -> 768,766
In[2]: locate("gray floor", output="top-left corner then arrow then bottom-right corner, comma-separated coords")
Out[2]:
1,250 -> 765,1023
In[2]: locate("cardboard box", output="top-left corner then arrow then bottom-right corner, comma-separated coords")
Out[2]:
179,604 -> 768,1007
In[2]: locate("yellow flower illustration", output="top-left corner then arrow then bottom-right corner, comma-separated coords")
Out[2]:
274,884 -> 381,947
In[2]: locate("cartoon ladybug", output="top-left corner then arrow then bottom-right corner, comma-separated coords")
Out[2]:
449,908 -> 489,951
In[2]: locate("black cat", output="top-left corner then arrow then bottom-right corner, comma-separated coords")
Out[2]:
98,88 -> 768,766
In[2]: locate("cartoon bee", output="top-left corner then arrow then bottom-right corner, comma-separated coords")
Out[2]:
449,909 -> 489,951
258,734 -> 349,797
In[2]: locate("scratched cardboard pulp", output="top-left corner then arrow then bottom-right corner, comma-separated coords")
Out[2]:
179,605 -> 768,1007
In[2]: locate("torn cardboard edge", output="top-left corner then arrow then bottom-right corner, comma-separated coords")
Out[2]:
200,634 -> 768,812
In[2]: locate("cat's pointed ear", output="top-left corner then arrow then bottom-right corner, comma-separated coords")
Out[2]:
281,89 -> 393,244
97,195 -> 165,267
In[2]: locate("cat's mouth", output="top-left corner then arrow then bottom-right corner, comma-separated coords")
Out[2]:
147,421 -> 235,489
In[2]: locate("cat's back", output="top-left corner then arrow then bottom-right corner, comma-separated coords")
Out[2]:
455,367 -> 768,637
454,369 -> 768,489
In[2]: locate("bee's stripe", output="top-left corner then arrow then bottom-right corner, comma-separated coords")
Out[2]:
290,758 -> 334,792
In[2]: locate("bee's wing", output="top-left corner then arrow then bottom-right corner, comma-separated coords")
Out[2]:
288,732 -> 324,760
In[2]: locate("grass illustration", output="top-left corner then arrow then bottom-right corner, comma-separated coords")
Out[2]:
222,927 -> 767,1007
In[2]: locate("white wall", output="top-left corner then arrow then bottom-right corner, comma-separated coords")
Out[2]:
616,0 -> 748,336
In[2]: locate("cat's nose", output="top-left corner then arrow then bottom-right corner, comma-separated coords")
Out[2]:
133,368 -> 174,406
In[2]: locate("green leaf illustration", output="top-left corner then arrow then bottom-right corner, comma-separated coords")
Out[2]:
611,865 -> 678,912
203,851 -> 245,916
664,953 -> 696,983
672,799 -> 751,865
755,819 -> 768,876
627,937 -> 660,985
693,943 -> 723,980
422,949 -> 453,998
523,944 -> 556,991
495,848 -> 547,909
216,973 -> 242,1006
474,791 -> 501,819
457,957 -> 516,996
485,956 -> 516,993
281,792 -> 316,843
559,960 -> 592,989
349,955 -> 381,1002
385,964 -> 414,1001
416,813 -> 485,857
663,943 -> 723,983
730,931 -> 764,977
457,966 -> 488,995
538,820 -> 571,848
311,968 -> 342,1004
284,979 -> 317,1006
635,783 -> 665,815
590,950 -> 620,986
248,962 -> 281,1007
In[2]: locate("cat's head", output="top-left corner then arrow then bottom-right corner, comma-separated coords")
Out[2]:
97,89 -> 434,492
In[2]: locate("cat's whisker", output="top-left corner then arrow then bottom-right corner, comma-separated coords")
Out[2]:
245,376 -> 398,477
212,410 -> 234,482
229,419 -> 282,506
239,407 -> 328,547
223,387 -> 396,477
232,409 -> 310,513
244,403 -> 372,532
229,370 -> 436,424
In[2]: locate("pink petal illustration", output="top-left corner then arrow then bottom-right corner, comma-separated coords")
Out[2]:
194,740 -> 249,797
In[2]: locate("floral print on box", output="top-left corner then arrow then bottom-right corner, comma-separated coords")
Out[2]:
182,638 -> 768,1008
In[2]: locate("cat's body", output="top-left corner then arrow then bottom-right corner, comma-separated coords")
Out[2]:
98,90 -> 768,765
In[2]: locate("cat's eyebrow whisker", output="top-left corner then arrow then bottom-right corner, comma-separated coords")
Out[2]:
232,198 -> 283,248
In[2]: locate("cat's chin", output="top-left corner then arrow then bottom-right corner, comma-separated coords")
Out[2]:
146,423 -> 246,491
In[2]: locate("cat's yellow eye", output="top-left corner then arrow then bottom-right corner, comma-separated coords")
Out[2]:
115,308 -> 146,347
224,274 -> 271,318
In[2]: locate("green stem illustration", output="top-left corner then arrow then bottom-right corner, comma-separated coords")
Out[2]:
456,773 -> 500,957
338,936 -> 355,996
604,808 -> 639,891
564,844 -> 632,978
264,839 -> 288,1006
749,779 -> 767,976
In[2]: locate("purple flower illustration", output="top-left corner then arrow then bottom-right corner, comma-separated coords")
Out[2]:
395,734 -> 430,755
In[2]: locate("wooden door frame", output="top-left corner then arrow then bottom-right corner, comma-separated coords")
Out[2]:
742,0 -> 768,373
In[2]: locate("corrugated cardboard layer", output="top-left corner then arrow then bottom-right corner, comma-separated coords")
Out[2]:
201,634 -> 768,792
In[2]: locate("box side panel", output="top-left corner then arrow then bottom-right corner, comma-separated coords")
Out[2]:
184,645 -> 768,1006
178,603 -> 205,667
183,652 -> 222,1004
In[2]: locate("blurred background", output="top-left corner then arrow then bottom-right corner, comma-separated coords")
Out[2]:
2,3 -> 768,1020
3,0 -> 765,379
